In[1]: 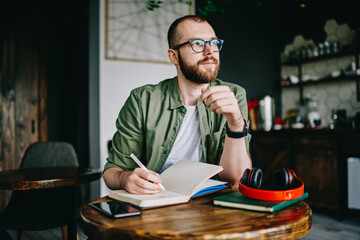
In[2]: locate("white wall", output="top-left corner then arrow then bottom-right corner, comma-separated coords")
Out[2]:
99,0 -> 178,196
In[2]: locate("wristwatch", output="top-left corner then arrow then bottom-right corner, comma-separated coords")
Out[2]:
226,119 -> 248,138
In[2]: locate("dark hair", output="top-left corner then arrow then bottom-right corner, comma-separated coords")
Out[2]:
167,15 -> 208,49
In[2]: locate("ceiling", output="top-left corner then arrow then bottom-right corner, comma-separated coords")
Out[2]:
274,0 -> 360,48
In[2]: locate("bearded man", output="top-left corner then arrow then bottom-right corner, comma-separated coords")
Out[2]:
103,15 -> 252,194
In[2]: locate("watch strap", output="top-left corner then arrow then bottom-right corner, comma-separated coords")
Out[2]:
226,119 -> 248,138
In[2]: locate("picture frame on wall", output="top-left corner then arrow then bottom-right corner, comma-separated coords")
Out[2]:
105,0 -> 194,64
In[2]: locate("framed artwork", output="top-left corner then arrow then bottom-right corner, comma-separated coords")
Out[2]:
105,0 -> 194,64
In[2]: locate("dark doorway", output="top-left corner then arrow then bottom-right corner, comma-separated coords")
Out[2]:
0,0 -> 90,168
0,1 -> 91,209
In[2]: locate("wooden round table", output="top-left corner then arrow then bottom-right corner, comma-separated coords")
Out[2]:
0,166 -> 101,240
0,167 -> 101,190
81,189 -> 312,240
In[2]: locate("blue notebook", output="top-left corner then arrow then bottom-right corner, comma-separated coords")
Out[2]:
193,184 -> 228,197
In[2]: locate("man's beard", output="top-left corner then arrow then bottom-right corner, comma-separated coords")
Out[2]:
178,52 -> 220,84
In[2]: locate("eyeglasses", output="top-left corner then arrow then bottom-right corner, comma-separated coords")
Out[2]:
172,39 -> 224,53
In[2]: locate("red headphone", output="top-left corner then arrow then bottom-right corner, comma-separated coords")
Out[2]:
239,168 -> 304,201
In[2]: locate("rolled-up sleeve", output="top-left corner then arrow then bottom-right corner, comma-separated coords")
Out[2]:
104,89 -> 144,171
233,85 -> 252,156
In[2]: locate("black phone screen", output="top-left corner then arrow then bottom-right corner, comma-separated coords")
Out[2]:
91,200 -> 141,218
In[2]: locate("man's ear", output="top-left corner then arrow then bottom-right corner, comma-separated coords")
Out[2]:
168,49 -> 179,64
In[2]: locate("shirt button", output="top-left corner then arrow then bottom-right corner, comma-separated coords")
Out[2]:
174,125 -> 179,130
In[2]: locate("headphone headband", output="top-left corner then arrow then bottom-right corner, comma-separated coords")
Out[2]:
239,169 -> 304,201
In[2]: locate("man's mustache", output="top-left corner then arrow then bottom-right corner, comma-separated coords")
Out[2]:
198,56 -> 219,65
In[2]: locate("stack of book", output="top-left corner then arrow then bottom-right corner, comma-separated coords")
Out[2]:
213,191 -> 308,213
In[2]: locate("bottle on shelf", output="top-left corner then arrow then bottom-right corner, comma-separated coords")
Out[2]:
305,94 -> 321,128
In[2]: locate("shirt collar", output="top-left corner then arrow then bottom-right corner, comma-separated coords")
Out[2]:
169,76 -> 184,110
169,77 -> 217,109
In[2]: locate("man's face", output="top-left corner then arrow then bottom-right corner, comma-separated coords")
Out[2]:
175,20 -> 220,84
178,50 -> 219,84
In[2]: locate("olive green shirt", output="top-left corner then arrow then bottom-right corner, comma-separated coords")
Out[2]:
105,77 -> 251,173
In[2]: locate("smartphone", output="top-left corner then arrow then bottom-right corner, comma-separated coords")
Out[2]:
90,200 -> 141,218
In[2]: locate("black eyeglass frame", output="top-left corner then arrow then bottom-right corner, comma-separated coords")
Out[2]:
172,39 -> 224,53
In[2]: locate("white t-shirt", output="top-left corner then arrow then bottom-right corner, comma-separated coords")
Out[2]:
160,105 -> 204,172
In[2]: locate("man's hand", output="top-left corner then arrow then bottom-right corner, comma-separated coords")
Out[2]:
199,86 -> 244,131
199,86 -> 251,188
103,167 -> 163,194
124,168 -> 163,194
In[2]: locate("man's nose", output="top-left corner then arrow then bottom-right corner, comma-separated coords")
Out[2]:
203,42 -> 214,55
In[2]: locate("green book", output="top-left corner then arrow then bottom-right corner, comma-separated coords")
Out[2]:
213,192 -> 309,213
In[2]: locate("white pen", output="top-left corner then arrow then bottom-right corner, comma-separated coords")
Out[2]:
130,153 -> 166,191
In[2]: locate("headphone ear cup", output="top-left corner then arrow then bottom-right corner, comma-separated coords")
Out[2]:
249,168 -> 263,189
240,169 -> 251,185
273,168 -> 292,190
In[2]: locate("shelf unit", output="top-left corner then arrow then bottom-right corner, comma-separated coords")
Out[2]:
281,47 -> 360,105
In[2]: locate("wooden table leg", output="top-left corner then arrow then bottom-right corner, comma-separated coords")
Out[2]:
67,186 -> 77,240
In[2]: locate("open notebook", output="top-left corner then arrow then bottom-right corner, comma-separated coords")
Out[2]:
109,160 -> 227,208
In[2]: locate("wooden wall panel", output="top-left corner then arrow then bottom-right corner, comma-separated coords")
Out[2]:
1,35 -> 16,171
0,33 -> 47,210
39,37 -> 48,142
0,35 -> 16,210
14,33 -> 40,165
